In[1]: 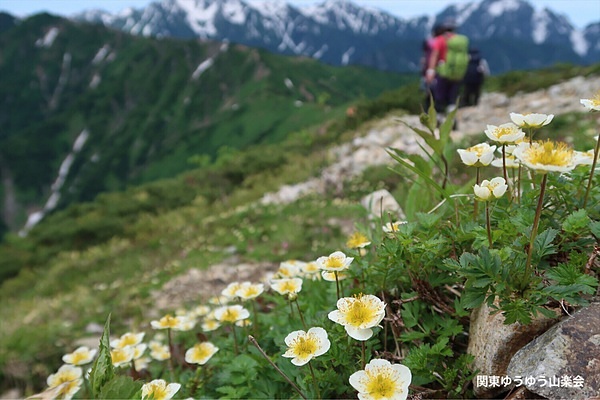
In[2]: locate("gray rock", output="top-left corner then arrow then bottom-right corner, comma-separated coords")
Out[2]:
361,189 -> 404,221
507,302 -> 600,400
468,301 -> 559,398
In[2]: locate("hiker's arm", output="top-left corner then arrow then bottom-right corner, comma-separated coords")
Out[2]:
425,49 -> 439,83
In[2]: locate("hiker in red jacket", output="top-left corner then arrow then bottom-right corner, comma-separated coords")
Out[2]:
424,20 -> 469,124
420,23 -> 445,111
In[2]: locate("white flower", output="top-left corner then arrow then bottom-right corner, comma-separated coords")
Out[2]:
491,156 -> 520,169
573,150 -> 598,166
221,281 -> 243,299
282,327 -> 331,366
275,260 -> 305,278
349,359 -> 412,400
322,270 -> 349,282
382,221 -> 407,234
110,332 -> 145,349
580,92 -> 600,111
457,143 -> 497,167
328,294 -> 386,341
513,140 -> 576,174
62,346 -> 97,366
473,177 -> 508,201
509,112 -> 554,129
46,365 -> 83,400
484,123 -> 525,144
213,305 -> 250,323
235,281 -> 264,301
110,346 -> 135,368
185,342 -> 219,365
150,314 -> 195,331
316,251 -> 354,272
149,342 -> 170,361
141,379 -> 181,400
270,277 -> 303,299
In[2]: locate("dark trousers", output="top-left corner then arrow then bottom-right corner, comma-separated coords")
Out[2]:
462,83 -> 482,107
432,76 -> 462,113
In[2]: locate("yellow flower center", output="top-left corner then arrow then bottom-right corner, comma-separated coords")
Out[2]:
280,281 -> 298,293
527,141 -> 573,166
191,344 -> 212,361
160,315 -> 179,328
242,286 -> 259,297
325,256 -> 344,269
145,382 -> 169,400
345,296 -> 375,326
221,309 -> 240,323
495,126 -> 515,138
70,352 -> 88,365
120,334 -> 139,347
468,144 -> 487,157
347,232 -> 369,248
365,369 -> 397,399
290,336 -> 318,359
111,349 -> 131,364
592,92 -> 600,107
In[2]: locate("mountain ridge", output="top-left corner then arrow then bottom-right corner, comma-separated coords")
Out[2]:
68,0 -> 600,73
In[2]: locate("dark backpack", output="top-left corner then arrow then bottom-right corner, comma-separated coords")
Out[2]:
437,34 -> 469,81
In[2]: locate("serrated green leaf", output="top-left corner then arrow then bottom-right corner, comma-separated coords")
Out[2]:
534,228 -> 558,259
98,376 -> 142,400
461,289 -> 487,309
589,220 -> 600,238
89,314 -> 115,399
562,209 -> 590,234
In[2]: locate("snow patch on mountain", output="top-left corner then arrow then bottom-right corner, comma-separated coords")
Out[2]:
532,9 -> 549,43
488,0 -> 521,17
20,129 -> 90,236
175,0 -> 219,37
35,27 -> 59,48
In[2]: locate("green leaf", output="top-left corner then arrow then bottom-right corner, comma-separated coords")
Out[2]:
98,376 -> 142,400
589,220 -> 600,238
437,104 -> 458,150
534,228 -> 558,259
562,209 -> 590,234
89,314 -> 115,399
460,288 -> 487,309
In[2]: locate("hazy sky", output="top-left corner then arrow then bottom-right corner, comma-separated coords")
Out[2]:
1,0 -> 598,28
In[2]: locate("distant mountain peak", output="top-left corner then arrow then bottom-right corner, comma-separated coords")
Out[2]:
68,0 -> 598,72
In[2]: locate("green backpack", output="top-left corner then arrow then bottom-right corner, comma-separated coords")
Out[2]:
437,34 -> 469,81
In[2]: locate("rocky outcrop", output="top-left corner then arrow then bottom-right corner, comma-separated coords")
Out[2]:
506,302 -> 600,400
468,301 -> 560,398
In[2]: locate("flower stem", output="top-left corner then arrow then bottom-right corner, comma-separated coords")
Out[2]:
361,341 -> 366,369
251,300 -> 259,335
583,131 -> 600,208
486,202 -> 493,248
526,173 -> 547,274
473,167 -> 480,221
308,362 -> 321,399
248,336 -> 307,400
502,144 -> 508,184
167,328 -> 175,380
232,323 -> 239,356
294,299 -> 308,330
334,271 -> 341,300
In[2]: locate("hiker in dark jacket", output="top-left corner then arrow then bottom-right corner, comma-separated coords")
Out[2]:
461,48 -> 490,107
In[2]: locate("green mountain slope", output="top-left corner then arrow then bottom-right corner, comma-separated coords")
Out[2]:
0,13 -> 413,231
